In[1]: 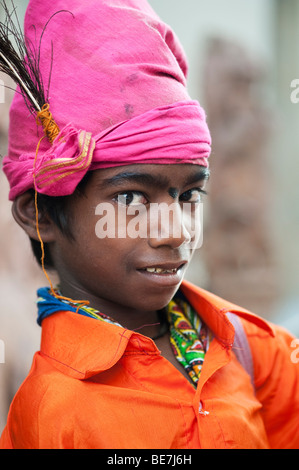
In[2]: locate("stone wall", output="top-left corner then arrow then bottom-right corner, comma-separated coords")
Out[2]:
201,38 -> 279,319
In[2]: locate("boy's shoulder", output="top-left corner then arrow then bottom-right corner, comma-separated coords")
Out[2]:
181,279 -> 297,372
2,348 -> 96,448
1,352 -> 66,448
181,280 -> 276,342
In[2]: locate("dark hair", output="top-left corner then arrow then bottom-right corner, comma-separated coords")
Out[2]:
29,171 -> 92,269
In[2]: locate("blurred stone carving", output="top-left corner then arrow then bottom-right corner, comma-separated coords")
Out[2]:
202,37 -> 279,318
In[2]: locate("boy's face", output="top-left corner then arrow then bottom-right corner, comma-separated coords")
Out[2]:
50,164 -> 208,318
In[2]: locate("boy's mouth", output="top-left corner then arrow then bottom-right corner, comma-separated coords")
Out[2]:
143,267 -> 178,274
136,261 -> 187,287
138,261 -> 187,275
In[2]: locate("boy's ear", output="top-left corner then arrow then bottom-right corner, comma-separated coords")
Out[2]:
11,192 -> 57,243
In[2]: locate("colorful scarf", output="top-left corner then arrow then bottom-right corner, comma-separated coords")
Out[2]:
166,297 -> 212,385
36,287 -> 122,326
37,287 -> 211,385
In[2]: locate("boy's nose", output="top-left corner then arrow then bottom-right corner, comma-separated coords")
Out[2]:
147,202 -> 192,249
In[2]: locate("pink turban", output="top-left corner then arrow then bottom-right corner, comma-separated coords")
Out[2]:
2,0 -> 211,200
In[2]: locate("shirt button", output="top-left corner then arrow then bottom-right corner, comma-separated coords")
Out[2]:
198,400 -> 209,416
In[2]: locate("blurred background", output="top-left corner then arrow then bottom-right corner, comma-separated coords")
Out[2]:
0,0 -> 298,433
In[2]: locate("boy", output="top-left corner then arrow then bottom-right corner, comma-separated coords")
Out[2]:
0,0 -> 298,449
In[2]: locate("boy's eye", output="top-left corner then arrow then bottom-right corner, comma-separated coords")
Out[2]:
116,191 -> 148,206
180,188 -> 206,203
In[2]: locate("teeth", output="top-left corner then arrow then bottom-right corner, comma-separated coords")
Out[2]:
145,267 -> 177,274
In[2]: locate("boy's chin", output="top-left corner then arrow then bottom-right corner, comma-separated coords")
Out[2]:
135,287 -> 181,312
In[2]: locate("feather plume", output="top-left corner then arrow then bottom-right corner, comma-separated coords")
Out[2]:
0,0 -> 47,113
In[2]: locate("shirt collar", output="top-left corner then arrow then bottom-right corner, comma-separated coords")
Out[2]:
180,280 -> 275,347
40,311 -> 159,380
40,280 -> 274,379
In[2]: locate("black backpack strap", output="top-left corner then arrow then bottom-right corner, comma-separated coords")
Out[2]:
226,312 -> 255,390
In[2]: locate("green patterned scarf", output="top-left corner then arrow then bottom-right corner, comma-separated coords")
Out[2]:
166,297 -> 212,385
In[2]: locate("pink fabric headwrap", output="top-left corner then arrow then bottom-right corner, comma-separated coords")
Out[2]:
2,0 -> 211,200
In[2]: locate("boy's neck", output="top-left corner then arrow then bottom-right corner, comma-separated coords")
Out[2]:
58,281 -> 164,338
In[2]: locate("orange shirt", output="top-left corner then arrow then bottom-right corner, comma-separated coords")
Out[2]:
1,280 -> 298,449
